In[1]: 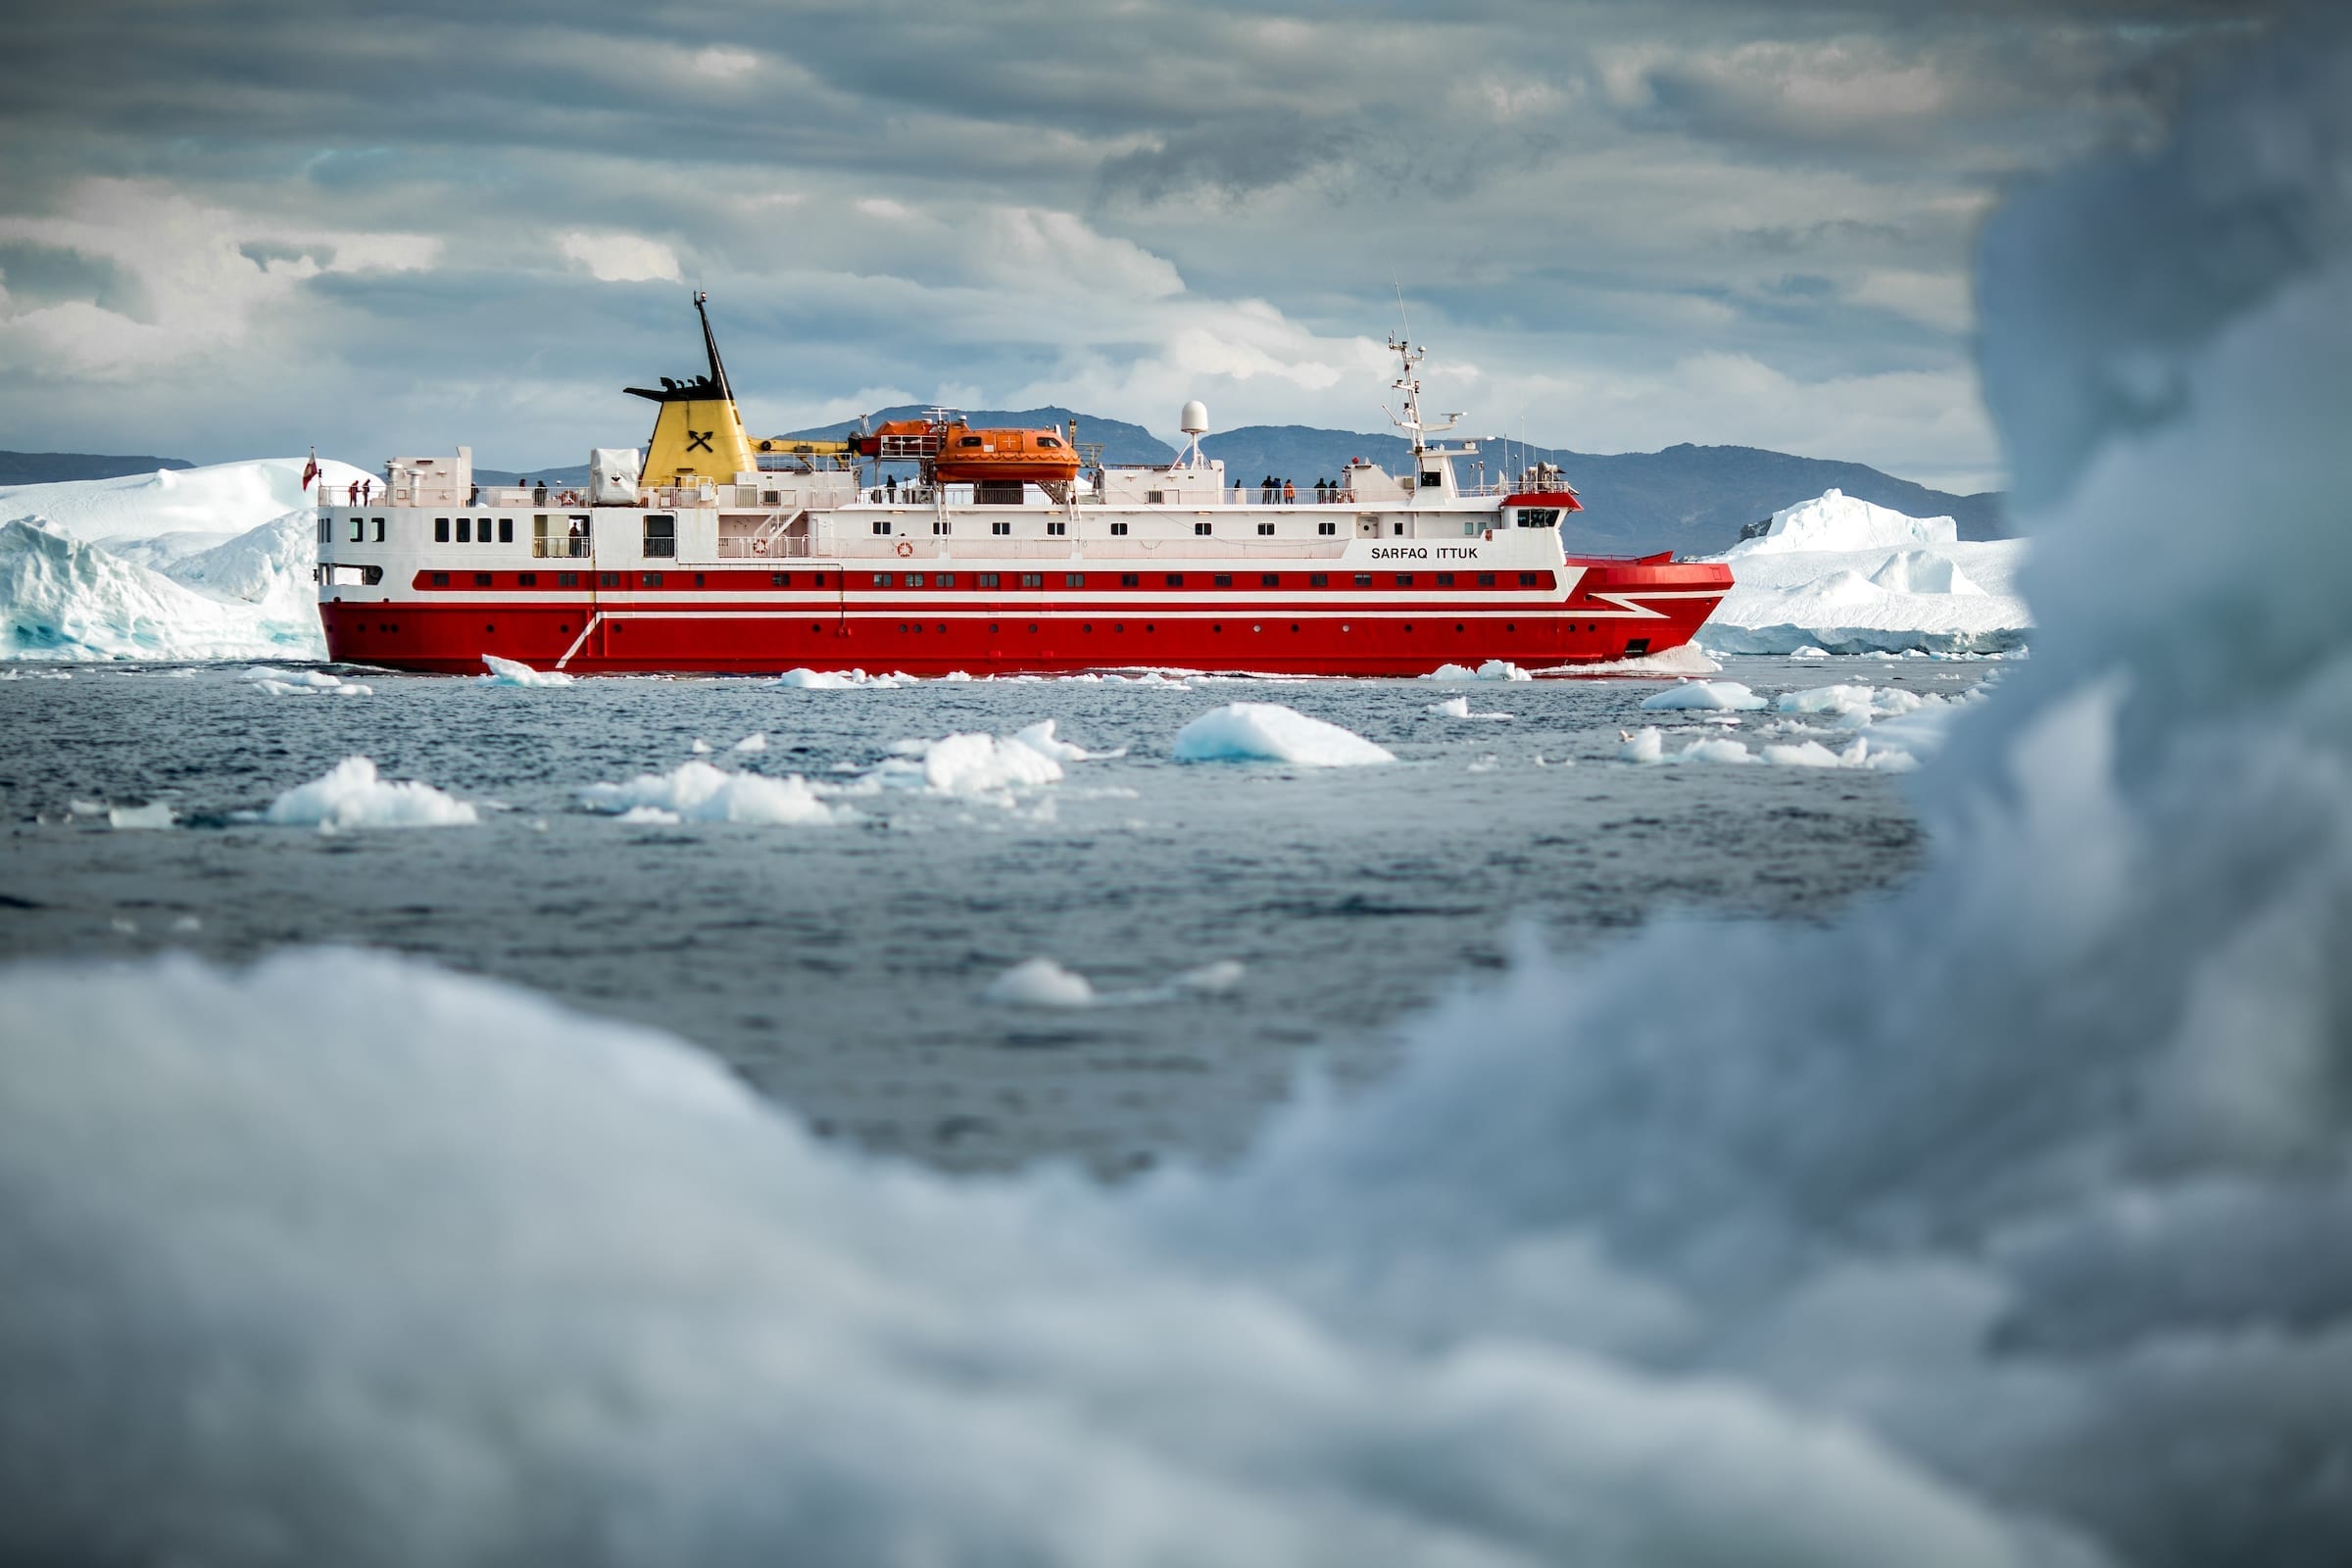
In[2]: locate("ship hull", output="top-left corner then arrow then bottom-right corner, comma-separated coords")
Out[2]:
321,560 -> 1731,676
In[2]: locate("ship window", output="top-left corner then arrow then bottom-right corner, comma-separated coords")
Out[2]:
906,573 -> 925,587
560,572 -> 578,587
1213,574 -> 1233,587
1260,574 -> 1279,587
872,573 -> 892,587
1396,574 -> 1414,586
318,516 -> 330,545
1437,573 -> 1454,586
1518,507 -> 1561,529
979,573 -> 1001,588
1038,436 -> 1063,448
1421,470 -> 1443,489
771,573 -> 789,586
1146,491 -> 1164,505
475,572 -> 494,587
1047,520 -> 1066,536
1020,573 -> 1043,588
456,517 -> 471,543
643,573 -> 662,587
1317,520 -> 1337,535
694,574 -> 706,587
601,572 -> 621,587
933,520 -> 950,535
644,514 -> 676,558
431,572 -> 449,586
1110,521 -> 1128,535
1064,573 -> 1084,587
348,517 -> 364,542
1354,573 -> 1373,587
991,520 -> 1011,535
375,518 -> 387,542
499,518 -> 514,543
1519,572 -> 1542,586
871,518 -> 892,535
937,573 -> 956,587
1309,573 -> 1328,587
1120,573 -> 1139,587
957,435 -> 984,448
1479,573 -> 1496,586
1164,574 -> 1184,587
1256,522 -> 1275,536
1193,521 -> 1211,536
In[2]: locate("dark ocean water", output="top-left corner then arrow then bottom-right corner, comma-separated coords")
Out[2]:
0,656 -> 1992,1172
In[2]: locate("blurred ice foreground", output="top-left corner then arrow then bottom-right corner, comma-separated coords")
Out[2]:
4,26 -> 2352,1568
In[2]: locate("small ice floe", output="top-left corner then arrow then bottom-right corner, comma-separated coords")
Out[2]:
1638,680 -> 1767,711
862,733 -> 1066,800
1172,703 -> 1395,766
1466,754 -> 1500,773
689,738 -> 713,755
1009,719 -> 1126,762
1568,645 -> 1724,677
169,914 -> 201,932
1790,645 -> 1831,659
577,761 -> 850,825
1774,684 -> 1929,725
243,664 -> 371,697
1422,659 -> 1534,682
478,654 -> 572,687
775,666 -> 906,689
106,802 -> 175,830
263,757 -> 479,829
1423,695 -> 1513,720
983,956 -> 1246,1008
1624,726 -> 1918,771
732,732 -> 767,754
939,670 -> 974,682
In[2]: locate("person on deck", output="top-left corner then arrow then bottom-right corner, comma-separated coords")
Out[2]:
1283,479 -> 1296,504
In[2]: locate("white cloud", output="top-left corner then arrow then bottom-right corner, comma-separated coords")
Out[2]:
1852,269 -> 1976,333
559,231 -> 683,284
693,47 -> 758,79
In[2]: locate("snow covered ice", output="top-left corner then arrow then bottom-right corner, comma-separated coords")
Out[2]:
1172,702 -> 1396,766
5,27 -> 2352,1568
576,760 -> 850,826
1637,679 -> 1767,711
479,654 -> 572,688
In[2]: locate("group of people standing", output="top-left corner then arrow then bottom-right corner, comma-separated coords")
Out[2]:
1255,476 -> 1348,504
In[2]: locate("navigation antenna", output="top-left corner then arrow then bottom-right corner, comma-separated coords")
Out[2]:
1380,284 -> 1464,461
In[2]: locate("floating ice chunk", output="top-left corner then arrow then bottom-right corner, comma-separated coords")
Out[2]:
479,655 -> 572,687
775,666 -> 905,689
1759,740 -> 1848,767
1422,660 -> 1533,682
1775,685 -> 1928,724
1790,645 -> 1832,659
614,806 -> 682,825
1172,703 -> 1396,766
1568,645 -> 1724,677
106,802 -> 175,830
732,733 -> 767,754
1620,726 -> 1665,763
264,757 -> 479,829
689,738 -> 713,755
899,733 -> 1065,796
983,956 -> 1096,1008
1009,719 -> 1125,762
68,799 -> 105,816
939,670 -> 973,682
1424,695 -> 1514,720
1170,959 -> 1245,995
1677,736 -> 1758,764
577,761 -> 849,825
1639,680 -> 1767,711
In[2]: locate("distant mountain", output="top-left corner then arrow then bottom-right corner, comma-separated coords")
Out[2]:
474,465 -> 593,487
1199,428 -> 2007,555
0,452 -> 194,486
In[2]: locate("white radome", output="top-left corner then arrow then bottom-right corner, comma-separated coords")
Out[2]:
1179,400 -> 1209,435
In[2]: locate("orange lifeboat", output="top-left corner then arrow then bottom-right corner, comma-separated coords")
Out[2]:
928,421 -> 1082,485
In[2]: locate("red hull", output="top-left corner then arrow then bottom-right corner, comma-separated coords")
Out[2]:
322,560 -> 1732,676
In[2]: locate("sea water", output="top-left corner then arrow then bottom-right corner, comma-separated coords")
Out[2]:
0,655 -> 1979,1173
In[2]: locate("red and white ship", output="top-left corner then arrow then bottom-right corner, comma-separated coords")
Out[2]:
317,296 -> 1730,676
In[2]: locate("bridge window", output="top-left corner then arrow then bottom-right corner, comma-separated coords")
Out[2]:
644,514 -> 676,558
349,517 -> 364,542
1420,470 -> 1443,489
318,515 -> 330,545
1516,507 -> 1562,529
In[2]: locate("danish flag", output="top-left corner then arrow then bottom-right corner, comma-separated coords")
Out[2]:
300,448 -> 320,492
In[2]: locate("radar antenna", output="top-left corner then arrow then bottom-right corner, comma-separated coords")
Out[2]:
1381,334 -> 1462,460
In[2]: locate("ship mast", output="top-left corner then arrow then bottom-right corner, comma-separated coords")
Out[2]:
1382,335 -> 1464,461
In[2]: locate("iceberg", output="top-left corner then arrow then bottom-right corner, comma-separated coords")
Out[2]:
1638,679 -> 1766,711
1,520 -> 326,662
479,654 -> 572,688
263,757 -> 479,829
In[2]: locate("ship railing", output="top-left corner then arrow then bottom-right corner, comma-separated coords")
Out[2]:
716,535 -> 817,560
833,536 -> 1358,561
531,537 -> 593,560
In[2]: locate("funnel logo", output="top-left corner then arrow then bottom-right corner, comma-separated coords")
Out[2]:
686,429 -> 714,453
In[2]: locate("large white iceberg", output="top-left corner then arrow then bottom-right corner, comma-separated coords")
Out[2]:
1704,489 -> 2032,656
0,520 -> 325,662
0,456 -> 368,546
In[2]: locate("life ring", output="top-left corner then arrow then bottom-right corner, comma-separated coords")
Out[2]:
895,540 -> 914,558
752,538 -> 768,556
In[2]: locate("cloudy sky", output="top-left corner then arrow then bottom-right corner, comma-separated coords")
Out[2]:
0,1 -> 2282,490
